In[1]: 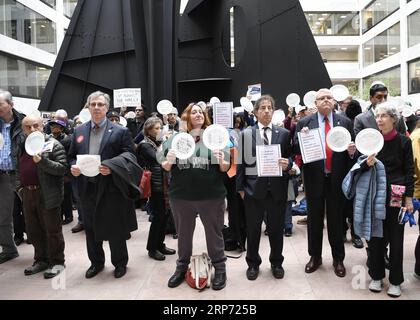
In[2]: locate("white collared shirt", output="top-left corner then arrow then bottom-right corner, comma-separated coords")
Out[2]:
257,122 -> 273,145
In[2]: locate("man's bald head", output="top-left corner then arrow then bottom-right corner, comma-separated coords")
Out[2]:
315,88 -> 335,116
22,114 -> 44,136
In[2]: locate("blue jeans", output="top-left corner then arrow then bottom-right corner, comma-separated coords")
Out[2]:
284,201 -> 293,231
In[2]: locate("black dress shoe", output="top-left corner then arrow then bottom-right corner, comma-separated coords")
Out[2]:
212,272 -> 226,290
246,266 -> 259,280
168,270 -> 186,288
352,237 -> 364,249
85,265 -> 104,279
44,264 -> 65,279
305,256 -> 322,273
333,260 -> 346,277
160,246 -> 176,255
114,266 -> 127,278
14,237 -> 24,246
271,265 -> 285,279
0,252 -> 19,264
284,229 -> 292,237
148,250 -> 165,261
24,261 -> 49,275
71,223 -> 84,233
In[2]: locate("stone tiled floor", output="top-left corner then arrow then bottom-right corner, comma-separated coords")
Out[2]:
0,209 -> 419,300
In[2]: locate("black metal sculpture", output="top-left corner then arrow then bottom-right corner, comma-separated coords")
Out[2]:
39,0 -> 331,116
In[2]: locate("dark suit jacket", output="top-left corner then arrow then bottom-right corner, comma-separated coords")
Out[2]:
68,120 -> 135,240
354,105 -> 406,135
236,124 -> 291,202
294,112 -> 354,199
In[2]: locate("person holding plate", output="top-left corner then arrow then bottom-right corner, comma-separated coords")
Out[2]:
16,114 -> 67,278
294,88 -> 356,278
364,103 -> 414,298
161,103 -> 230,290
236,95 -> 292,281
69,91 -> 137,279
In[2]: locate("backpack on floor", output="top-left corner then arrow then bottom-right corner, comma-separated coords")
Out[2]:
185,253 -> 212,290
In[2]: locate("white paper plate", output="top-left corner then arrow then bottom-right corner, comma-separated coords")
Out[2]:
76,155 -> 101,177
171,132 -> 196,160
157,100 -> 173,115
240,97 -> 253,112
401,106 -> 414,118
125,111 -> 136,119
196,101 -> 207,111
330,85 -> 350,102
25,131 -> 45,156
286,93 -> 300,107
210,97 -> 220,105
326,126 -> 351,152
272,109 -> 286,124
119,116 -> 127,127
79,109 -> 91,123
234,106 -> 245,113
303,91 -> 317,108
0,133 -> 4,149
355,128 -> 384,156
203,124 -> 229,151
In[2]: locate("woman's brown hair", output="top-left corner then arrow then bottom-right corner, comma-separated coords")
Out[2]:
181,103 -> 212,132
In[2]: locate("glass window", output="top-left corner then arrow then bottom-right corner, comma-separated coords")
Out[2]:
320,48 -> 358,62
0,53 -> 51,99
408,9 -> 420,47
408,58 -> 420,94
362,0 -> 399,33
64,0 -> 78,18
305,12 -> 359,36
363,66 -> 401,99
40,0 -> 55,9
362,22 -> 400,67
0,0 -> 57,54
332,80 -> 360,97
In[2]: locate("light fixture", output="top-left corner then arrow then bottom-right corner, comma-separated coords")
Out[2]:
340,15 -> 347,19
364,47 -> 371,50
341,47 -> 348,50
318,17 -> 325,21
315,22 -> 321,25
376,2 -> 382,6
391,47 -> 397,50
322,13 -> 328,16
41,25 -> 46,28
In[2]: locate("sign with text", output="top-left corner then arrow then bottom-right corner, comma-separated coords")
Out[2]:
297,128 -> 326,164
213,102 -> 233,129
113,88 -> 141,108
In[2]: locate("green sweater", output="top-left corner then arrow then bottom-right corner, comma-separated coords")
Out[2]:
165,138 -> 227,200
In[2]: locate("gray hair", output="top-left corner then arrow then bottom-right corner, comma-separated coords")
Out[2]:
86,91 -> 110,109
375,102 -> 400,126
55,109 -> 68,118
254,95 -> 275,114
0,90 -> 13,104
143,116 -> 163,137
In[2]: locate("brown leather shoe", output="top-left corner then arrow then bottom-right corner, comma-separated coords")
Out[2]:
333,260 -> 346,277
305,256 -> 322,273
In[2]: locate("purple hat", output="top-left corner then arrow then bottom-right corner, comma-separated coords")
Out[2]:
49,119 -> 66,128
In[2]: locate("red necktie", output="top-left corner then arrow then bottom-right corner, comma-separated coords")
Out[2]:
324,116 -> 332,172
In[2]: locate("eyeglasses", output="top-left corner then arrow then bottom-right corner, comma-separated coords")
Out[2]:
136,109 -> 143,112
316,96 -> 334,101
89,102 -> 106,107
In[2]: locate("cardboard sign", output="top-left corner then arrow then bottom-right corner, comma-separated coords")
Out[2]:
113,88 -> 141,108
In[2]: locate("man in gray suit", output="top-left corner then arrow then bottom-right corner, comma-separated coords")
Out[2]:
354,84 -> 406,135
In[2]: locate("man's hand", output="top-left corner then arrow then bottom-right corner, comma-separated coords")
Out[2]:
32,154 -> 42,164
166,149 -> 177,164
366,154 -> 377,167
238,191 -> 245,200
71,165 -> 82,177
300,126 -> 310,134
99,165 -> 111,176
347,142 -> 357,157
278,158 -> 289,170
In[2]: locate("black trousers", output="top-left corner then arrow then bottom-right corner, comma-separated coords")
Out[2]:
81,183 -> 128,268
61,181 -> 73,221
415,234 -> 420,275
224,175 -> 246,248
244,192 -> 286,267
369,206 -> 404,285
146,191 -> 168,252
306,176 -> 345,261
13,193 -> 25,238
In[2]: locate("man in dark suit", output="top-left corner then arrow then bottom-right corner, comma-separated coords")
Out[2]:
294,88 -> 356,278
237,95 -> 292,281
69,91 -> 136,279
354,84 -> 406,135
